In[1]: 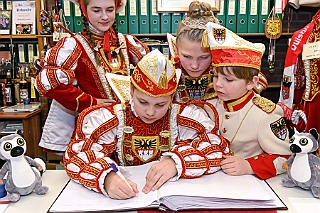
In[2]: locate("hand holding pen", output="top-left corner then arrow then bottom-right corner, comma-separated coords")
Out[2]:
104,163 -> 138,199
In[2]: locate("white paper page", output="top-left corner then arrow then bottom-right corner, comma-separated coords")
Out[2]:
0,197 -> 10,213
158,171 -> 274,201
50,162 -> 158,212
288,197 -> 320,213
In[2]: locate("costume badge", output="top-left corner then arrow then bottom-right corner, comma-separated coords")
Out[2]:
132,136 -> 159,162
281,75 -> 292,100
212,28 -> 226,44
270,117 -> 287,140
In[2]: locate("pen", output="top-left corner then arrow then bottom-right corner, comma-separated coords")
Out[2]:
109,163 -> 133,190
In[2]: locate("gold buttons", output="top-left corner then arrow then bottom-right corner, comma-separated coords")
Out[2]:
225,115 -> 230,119
253,155 -> 258,160
222,128 -> 227,133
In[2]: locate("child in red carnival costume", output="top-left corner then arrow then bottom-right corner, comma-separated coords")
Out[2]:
63,49 -> 230,199
36,0 -> 149,152
203,22 -> 291,180
167,1 -> 268,104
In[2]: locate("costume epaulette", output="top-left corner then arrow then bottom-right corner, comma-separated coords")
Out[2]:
252,96 -> 276,113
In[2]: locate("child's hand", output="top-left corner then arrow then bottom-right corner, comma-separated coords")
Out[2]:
282,162 -> 288,170
0,180 -> 3,185
96,99 -> 116,106
104,171 -> 138,199
38,164 -> 43,171
220,155 -> 254,176
142,159 -> 177,194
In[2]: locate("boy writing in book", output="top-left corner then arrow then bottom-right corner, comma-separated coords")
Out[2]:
203,22 -> 291,180
63,49 -> 230,199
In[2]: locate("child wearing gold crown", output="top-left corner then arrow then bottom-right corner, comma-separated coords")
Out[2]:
63,49 -> 230,199
167,1 -> 268,104
203,23 -> 291,180
36,0 -> 149,152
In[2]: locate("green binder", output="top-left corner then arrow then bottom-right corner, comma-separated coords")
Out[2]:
216,0 -> 226,26
139,0 -> 149,34
258,0 -> 270,33
62,0 -> 74,32
128,0 -> 139,34
226,0 -> 237,32
161,44 -> 170,58
248,0 -> 259,33
116,1 -> 128,34
171,13 -> 182,34
160,13 -> 171,34
73,3 -> 83,33
149,0 -> 160,34
236,0 -> 248,33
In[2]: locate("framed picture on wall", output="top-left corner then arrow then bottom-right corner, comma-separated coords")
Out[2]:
157,0 -> 220,12
0,10 -> 11,35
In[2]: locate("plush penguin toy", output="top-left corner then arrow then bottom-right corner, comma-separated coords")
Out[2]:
282,128 -> 320,198
0,134 -> 49,202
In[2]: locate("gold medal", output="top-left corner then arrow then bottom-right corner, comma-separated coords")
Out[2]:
160,130 -> 170,138
125,154 -> 134,161
159,145 -> 170,152
123,126 -> 134,134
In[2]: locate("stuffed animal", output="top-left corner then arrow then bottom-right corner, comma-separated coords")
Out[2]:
0,134 -> 49,202
282,128 -> 320,198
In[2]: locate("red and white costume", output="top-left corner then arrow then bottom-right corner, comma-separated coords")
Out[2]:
36,25 -> 149,151
63,49 -> 230,195
204,22 -> 291,180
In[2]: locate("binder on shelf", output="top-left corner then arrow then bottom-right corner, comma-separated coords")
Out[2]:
161,44 -> 170,58
116,1 -> 128,34
160,13 -> 171,34
62,0 -> 74,32
17,44 -> 26,63
258,0 -> 270,33
248,0 -> 259,33
216,0 -> 226,27
236,0 -> 248,33
0,1 -> 4,10
5,0 -> 11,10
128,0 -> 139,34
139,0 -> 149,34
27,43 -> 34,63
149,0 -> 160,34
226,0 -> 237,32
73,4 -> 83,33
171,13 -> 182,34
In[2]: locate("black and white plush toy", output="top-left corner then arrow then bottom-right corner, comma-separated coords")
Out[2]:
0,134 -> 49,202
282,128 -> 320,198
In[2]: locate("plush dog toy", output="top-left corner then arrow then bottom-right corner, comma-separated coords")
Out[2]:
0,134 -> 49,202
282,128 -> 320,198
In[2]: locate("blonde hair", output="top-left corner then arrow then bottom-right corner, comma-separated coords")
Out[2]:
216,66 -> 259,83
176,1 -> 219,45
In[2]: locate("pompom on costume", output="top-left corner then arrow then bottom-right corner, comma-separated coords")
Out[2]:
63,49 -> 230,196
204,22 -> 291,180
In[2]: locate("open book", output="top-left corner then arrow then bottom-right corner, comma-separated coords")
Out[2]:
49,162 -> 286,212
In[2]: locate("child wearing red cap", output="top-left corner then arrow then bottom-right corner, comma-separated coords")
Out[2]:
36,0 -> 149,152
63,49 -> 230,199
204,22 -> 291,180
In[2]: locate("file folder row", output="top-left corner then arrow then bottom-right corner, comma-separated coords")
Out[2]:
216,0 -> 272,34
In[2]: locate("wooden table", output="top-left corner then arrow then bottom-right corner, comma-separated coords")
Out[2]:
0,109 -> 44,158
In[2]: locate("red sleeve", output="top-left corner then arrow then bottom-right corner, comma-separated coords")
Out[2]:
247,153 -> 290,180
46,84 -> 97,113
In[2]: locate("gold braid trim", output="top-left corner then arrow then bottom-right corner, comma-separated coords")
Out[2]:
75,92 -> 85,112
252,96 -> 276,113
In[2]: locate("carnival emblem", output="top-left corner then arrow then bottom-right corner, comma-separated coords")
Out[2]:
132,136 -> 159,162
212,28 -> 226,44
270,117 -> 287,140
281,75 -> 292,100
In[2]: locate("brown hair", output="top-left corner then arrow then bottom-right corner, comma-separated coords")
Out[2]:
215,66 -> 259,83
176,1 -> 219,45
80,0 -> 122,66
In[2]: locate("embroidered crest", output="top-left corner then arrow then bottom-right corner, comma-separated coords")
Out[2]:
212,28 -> 226,44
183,75 -> 211,100
132,135 -> 159,162
270,117 -> 287,140
253,97 -> 276,113
281,75 -> 292,100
